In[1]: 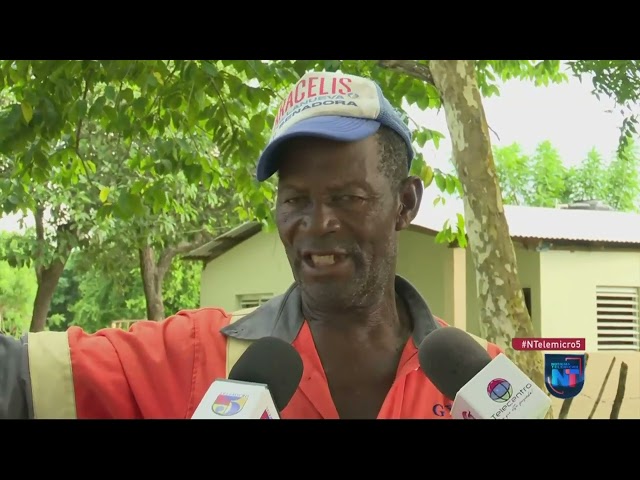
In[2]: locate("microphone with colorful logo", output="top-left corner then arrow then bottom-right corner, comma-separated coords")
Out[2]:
191,337 -> 304,419
418,327 -> 552,419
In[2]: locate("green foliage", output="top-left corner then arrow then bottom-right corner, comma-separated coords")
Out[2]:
494,139 -> 640,211
0,60 -> 295,328
0,231 -> 37,336
0,227 -> 32,269
476,60 -> 568,90
0,60 -> 291,224
0,60 -> 568,243
0,61 -> 572,242
48,248 -> 201,333
0,261 -> 36,336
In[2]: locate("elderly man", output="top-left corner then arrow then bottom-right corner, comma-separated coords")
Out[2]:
0,71 -> 502,419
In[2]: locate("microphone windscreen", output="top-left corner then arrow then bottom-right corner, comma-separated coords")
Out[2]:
228,336 -> 304,411
418,326 -> 492,400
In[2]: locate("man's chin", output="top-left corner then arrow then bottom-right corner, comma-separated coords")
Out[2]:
298,280 -> 362,309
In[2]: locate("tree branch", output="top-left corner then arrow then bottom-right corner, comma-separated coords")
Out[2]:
76,73 -> 95,189
156,233 -> 214,283
378,60 -> 435,85
33,205 -> 45,283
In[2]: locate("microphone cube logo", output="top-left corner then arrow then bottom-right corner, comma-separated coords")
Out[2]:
212,393 -> 248,416
487,378 -> 513,402
544,354 -> 585,399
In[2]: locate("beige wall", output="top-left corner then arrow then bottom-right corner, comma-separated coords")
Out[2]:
539,249 -> 640,352
200,231 -> 293,311
395,229 -> 448,321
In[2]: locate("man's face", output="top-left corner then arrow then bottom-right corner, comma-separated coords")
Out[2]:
275,135 -> 403,310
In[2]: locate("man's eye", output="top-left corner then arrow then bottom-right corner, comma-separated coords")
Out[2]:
336,195 -> 363,202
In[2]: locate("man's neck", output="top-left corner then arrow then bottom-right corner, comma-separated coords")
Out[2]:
302,286 -> 413,346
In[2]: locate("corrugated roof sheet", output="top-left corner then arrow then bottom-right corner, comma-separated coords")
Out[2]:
183,222 -> 262,260
413,197 -> 640,244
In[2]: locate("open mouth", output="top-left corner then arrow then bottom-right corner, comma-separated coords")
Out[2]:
302,252 -> 348,269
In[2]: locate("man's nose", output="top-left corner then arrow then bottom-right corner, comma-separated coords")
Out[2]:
302,202 -> 340,235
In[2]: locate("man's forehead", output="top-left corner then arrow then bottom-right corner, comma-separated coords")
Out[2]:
277,135 -> 379,169
277,145 -> 387,193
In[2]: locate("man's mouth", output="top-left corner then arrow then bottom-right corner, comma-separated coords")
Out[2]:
302,251 -> 348,269
310,254 -> 336,266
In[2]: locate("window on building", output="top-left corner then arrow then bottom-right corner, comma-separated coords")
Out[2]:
522,288 -> 532,316
237,293 -> 273,310
596,286 -> 639,351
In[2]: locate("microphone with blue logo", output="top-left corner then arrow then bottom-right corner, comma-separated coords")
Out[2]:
419,327 -> 552,419
191,337 -> 303,419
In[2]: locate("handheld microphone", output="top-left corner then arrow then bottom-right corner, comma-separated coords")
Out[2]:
418,327 -> 551,419
191,336 -> 304,419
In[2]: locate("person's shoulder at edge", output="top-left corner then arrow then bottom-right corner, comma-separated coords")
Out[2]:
63,306 -> 235,419
67,305 -> 233,347
67,305 -> 235,374
432,316 -> 504,359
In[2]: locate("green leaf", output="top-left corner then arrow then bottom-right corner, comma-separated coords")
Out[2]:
105,85 -> 116,101
445,175 -> 456,195
250,114 -> 264,134
99,187 -> 110,203
20,102 -> 33,124
421,164 -> 434,187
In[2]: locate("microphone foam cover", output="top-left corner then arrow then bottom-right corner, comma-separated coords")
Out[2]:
228,336 -> 304,411
418,326 -> 492,400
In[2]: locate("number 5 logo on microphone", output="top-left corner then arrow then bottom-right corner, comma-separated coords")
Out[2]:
212,393 -> 249,416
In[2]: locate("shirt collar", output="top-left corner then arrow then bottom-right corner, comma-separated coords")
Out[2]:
220,275 -> 441,347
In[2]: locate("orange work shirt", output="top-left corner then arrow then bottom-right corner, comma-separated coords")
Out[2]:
26,275 -> 503,419
281,318 -> 502,419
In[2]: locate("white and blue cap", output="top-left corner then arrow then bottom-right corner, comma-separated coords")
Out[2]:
256,71 -> 415,181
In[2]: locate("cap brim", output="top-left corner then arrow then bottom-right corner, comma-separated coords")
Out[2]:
256,115 -> 381,182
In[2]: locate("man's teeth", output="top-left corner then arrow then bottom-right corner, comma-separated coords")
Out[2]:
311,255 -> 335,266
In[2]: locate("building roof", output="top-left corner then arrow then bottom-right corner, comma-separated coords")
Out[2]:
183,222 -> 262,261
183,196 -> 640,262
412,197 -> 640,245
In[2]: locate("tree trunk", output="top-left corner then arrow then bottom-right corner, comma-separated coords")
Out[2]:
429,61 -> 548,404
139,245 -> 166,321
30,260 -> 67,332
138,234 -> 213,322
29,206 -> 73,333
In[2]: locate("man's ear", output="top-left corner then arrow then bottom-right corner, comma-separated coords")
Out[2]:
396,176 -> 423,231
